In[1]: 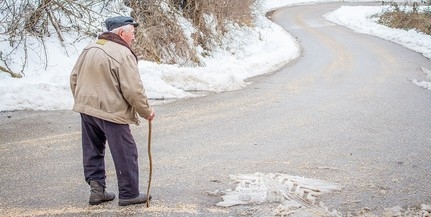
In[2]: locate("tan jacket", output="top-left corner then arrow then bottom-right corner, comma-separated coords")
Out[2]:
70,38 -> 152,125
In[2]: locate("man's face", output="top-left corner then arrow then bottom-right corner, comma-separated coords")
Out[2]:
119,25 -> 136,46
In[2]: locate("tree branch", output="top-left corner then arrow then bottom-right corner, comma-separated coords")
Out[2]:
0,65 -> 22,78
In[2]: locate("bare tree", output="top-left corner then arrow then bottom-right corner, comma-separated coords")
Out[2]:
0,0 -> 126,77
0,0 -> 257,77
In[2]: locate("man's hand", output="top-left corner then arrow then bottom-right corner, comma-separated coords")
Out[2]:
146,111 -> 155,122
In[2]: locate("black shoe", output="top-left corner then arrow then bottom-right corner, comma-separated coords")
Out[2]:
88,180 -> 116,205
118,193 -> 152,206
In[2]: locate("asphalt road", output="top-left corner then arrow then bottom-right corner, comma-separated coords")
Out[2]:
1,2 -> 431,217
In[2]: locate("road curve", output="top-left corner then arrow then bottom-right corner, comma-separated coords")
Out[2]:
1,2 -> 431,216
269,2 -> 431,214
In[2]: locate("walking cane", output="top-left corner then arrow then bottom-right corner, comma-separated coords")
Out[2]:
146,120 -> 153,208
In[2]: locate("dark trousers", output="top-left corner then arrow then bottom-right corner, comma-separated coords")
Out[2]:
80,113 -> 140,199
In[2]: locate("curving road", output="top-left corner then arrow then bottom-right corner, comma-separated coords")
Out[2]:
1,2 -> 431,216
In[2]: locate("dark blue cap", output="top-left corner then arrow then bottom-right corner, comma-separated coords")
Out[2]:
105,16 -> 139,31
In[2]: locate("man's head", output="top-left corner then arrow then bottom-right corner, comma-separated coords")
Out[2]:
105,16 -> 138,31
105,16 -> 139,46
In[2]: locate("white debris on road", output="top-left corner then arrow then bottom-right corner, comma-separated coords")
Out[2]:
216,172 -> 341,216
412,67 -> 431,90
383,204 -> 431,217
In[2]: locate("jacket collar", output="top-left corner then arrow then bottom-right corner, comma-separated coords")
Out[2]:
98,32 -> 138,61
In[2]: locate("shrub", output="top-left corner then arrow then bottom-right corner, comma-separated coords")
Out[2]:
127,0 -> 255,66
379,1 -> 431,35
0,0 -> 256,77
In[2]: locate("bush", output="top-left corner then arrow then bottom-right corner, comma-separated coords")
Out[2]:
379,1 -> 431,35
0,0 -> 256,77
126,0 -> 255,66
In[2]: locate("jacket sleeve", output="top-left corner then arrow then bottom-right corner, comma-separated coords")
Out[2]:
70,59 -> 79,97
118,54 -> 153,119
70,50 -> 86,97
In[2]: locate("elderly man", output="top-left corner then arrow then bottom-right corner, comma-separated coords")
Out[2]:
70,16 -> 155,206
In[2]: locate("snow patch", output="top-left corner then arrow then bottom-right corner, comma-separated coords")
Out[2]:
412,67 -> 431,90
216,172 -> 340,216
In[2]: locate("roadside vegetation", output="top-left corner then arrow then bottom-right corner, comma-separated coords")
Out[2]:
127,0 -> 255,66
0,0 -> 256,78
0,0 -> 429,78
379,1 -> 431,35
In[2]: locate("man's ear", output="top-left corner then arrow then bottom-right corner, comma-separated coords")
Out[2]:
118,29 -> 124,36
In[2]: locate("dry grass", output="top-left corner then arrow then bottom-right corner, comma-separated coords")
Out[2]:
0,0 -> 256,77
127,0 -> 255,66
379,2 -> 431,35
127,0 -> 199,65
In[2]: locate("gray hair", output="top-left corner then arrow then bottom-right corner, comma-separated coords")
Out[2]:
110,24 -> 134,34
